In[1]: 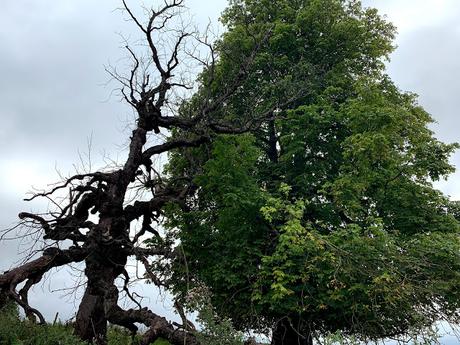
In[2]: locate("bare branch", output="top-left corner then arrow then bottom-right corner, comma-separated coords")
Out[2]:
142,135 -> 209,160
24,172 -> 108,202
0,247 -> 87,324
122,0 -> 147,34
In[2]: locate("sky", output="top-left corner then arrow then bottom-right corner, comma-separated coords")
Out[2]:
0,0 -> 459,342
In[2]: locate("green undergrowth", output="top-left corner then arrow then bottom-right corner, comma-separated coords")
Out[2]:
0,302 -> 170,345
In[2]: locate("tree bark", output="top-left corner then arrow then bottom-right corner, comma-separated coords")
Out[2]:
0,290 -> 9,310
75,289 -> 107,344
271,317 -> 313,345
74,234 -> 127,345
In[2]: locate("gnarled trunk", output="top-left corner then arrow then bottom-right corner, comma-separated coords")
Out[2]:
75,289 -> 107,344
74,236 -> 127,344
271,316 -> 313,345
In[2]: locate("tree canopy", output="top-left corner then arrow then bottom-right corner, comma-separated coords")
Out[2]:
163,0 -> 460,344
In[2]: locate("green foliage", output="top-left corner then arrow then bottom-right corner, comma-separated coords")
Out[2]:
322,325 -> 442,345
160,0 -> 460,342
215,0 -> 396,124
254,188 -> 460,338
165,135 -> 269,327
322,331 -> 361,345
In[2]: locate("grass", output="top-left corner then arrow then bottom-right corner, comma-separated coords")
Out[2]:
0,302 -> 171,345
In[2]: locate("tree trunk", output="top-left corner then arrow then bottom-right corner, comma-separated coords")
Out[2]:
0,290 -> 9,310
271,317 -> 313,345
74,239 -> 126,345
74,288 -> 107,344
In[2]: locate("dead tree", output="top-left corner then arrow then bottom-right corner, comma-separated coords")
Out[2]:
0,1 -> 286,344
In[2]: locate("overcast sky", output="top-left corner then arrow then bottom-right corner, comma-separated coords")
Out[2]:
0,0 -> 459,341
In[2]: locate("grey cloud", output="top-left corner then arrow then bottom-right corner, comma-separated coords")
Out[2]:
361,1 -> 460,199
383,7 -> 460,199
0,1 -> 131,162
388,24 -> 460,142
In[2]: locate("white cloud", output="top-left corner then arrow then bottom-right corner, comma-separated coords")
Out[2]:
365,0 -> 460,37
0,158 -> 54,198
366,1 -> 460,201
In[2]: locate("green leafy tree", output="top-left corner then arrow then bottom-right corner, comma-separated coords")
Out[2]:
163,1 -> 460,344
